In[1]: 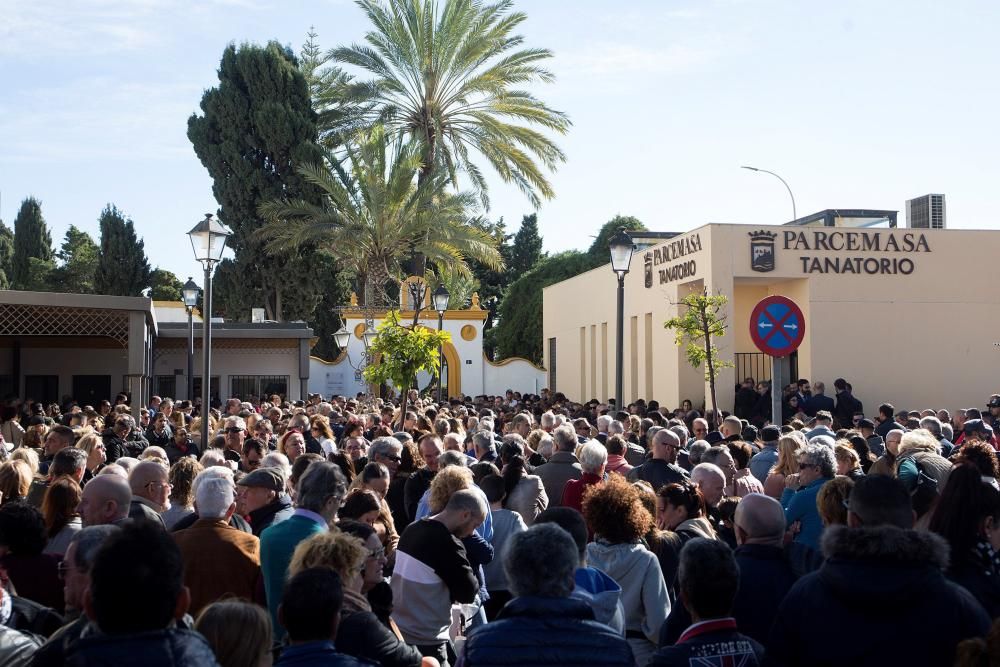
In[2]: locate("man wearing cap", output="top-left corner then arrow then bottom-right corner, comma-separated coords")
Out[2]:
749,426 -> 781,483
987,395 -> 1000,434
858,418 -> 885,457
238,467 -> 294,536
961,419 -> 997,450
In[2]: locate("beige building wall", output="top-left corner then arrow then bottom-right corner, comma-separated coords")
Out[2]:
543,224 -> 1000,414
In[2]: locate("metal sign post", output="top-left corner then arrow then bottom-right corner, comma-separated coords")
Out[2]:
750,295 -> 806,425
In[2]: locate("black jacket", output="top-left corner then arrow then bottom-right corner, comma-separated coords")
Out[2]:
386,475 -> 410,530
336,609 -> 423,667
804,393 -> 834,417
45,626 -> 220,667
101,429 -> 147,463
766,525 -> 990,666
403,468 -> 435,521
7,594 -> 63,638
626,459 -> 688,491
163,439 -> 201,465
948,548 -> 1000,619
651,621 -> 763,666
833,391 -> 863,429
661,543 -> 801,646
875,419 -> 904,440
246,495 -> 295,536
461,596 -> 634,667
144,426 -> 172,448
734,387 -> 758,420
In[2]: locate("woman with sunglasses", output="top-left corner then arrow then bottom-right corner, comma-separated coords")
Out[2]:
780,443 -> 836,551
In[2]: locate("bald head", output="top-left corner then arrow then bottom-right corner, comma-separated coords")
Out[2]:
651,429 -> 681,463
79,474 -> 132,526
734,493 -> 786,547
129,460 -> 168,494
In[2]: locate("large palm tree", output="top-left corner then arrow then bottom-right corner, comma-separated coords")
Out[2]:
333,0 -> 571,210
257,124 -> 502,307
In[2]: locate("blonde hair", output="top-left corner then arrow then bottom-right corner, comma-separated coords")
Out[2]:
898,429 -> 941,457
817,476 -> 854,527
771,435 -> 802,477
11,448 -> 39,478
288,530 -> 367,583
76,432 -> 102,456
834,442 -> 861,471
0,460 -> 32,503
428,465 -> 474,513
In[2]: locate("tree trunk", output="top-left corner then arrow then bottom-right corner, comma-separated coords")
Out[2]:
700,300 -> 719,431
275,283 -> 283,322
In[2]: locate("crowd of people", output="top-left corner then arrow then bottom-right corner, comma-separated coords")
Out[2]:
0,379 -> 999,665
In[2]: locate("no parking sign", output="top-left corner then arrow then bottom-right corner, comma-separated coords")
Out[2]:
749,295 -> 805,358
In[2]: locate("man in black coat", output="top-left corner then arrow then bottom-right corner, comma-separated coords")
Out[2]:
874,402 -> 904,439
627,429 -> 688,490
461,523 -> 633,667
805,381 -> 835,417
649,538 -> 764,666
832,378 -> 863,430
766,476 -> 990,666
659,493 -> 810,646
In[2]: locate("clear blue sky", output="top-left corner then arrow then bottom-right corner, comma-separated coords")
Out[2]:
2,0 -> 999,284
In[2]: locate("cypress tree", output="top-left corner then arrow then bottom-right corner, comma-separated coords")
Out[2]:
52,225 -> 99,293
94,204 -> 152,296
11,197 -> 53,289
0,220 -> 13,290
509,213 -> 544,276
187,41 -> 325,322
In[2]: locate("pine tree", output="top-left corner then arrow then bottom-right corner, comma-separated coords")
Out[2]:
0,220 -> 13,290
51,225 -> 99,293
11,197 -> 53,289
94,204 -> 152,296
508,214 -> 544,276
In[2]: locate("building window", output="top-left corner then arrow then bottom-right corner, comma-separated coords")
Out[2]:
155,376 -> 177,399
192,376 -> 221,404
25,375 -> 59,405
230,375 -> 289,401
548,338 -> 557,393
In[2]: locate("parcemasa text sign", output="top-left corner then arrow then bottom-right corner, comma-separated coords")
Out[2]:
750,229 -> 932,275
644,234 -> 702,287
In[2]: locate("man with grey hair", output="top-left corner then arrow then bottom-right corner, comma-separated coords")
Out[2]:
780,443 -> 836,551
920,415 -> 954,456
561,441 -> 607,511
460,523 -> 634,667
596,414 -> 612,444
127,460 -> 170,527
472,430 -> 498,464
534,425 -> 582,507
649,539 -> 764,666
804,411 -> 836,441
393,489 -> 484,665
628,428 -> 688,490
28,526 -> 121,659
173,469 -> 260,615
261,461 -> 346,638
369,436 -> 404,478
686,440 -> 710,467
288,412 -> 322,455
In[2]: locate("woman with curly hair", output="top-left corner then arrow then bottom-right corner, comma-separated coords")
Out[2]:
162,457 -> 203,530
584,474 -> 669,666
289,526 -> 423,667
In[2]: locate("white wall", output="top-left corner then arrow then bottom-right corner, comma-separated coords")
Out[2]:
154,346 -> 302,400
17,347 -> 131,399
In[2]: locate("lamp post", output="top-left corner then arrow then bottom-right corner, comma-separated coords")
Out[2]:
432,285 -> 450,404
187,213 -> 232,451
741,165 -> 797,222
609,227 -> 634,412
181,278 -> 201,402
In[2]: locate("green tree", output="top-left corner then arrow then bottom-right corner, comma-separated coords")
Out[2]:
363,309 -> 451,419
11,197 -> 53,289
51,225 -> 99,293
299,28 -> 369,149
494,251 -> 596,362
308,251 -> 354,361
664,289 -> 733,429
94,204 -> 152,296
336,0 -> 570,205
149,268 -> 185,301
258,125 -> 503,307
0,220 -> 14,290
587,215 -> 646,262
509,213 -> 544,275
188,41 -> 327,322
21,258 -> 55,292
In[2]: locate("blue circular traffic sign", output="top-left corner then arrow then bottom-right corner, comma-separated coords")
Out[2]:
749,295 -> 805,357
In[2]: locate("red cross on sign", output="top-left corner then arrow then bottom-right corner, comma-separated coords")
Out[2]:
749,295 -> 805,357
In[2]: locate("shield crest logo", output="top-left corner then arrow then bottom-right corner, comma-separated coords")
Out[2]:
749,231 -> 777,272
644,252 -> 653,287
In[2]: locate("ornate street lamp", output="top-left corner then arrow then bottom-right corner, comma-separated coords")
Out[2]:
432,285 -> 450,403
187,213 -> 231,450
609,227 -> 634,412
181,277 -> 201,402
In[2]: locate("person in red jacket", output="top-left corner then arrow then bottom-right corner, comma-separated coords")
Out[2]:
561,442 -> 607,515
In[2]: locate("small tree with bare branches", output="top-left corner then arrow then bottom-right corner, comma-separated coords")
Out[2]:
665,289 -> 733,429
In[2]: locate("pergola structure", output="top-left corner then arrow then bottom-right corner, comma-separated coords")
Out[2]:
0,291 -> 156,413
